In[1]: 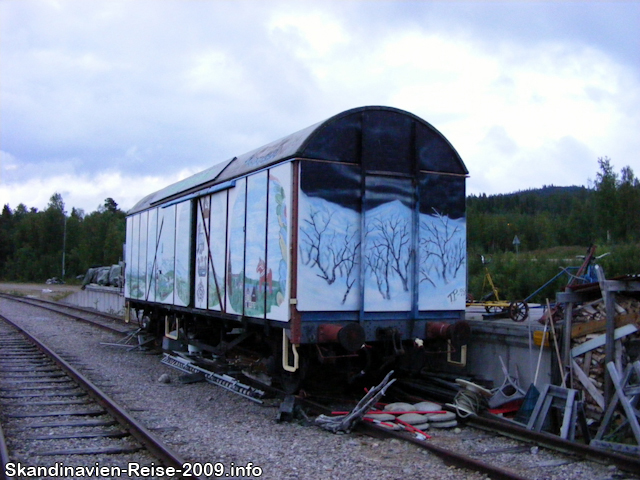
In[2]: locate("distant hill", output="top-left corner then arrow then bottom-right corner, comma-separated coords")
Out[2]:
464,163 -> 640,296
467,185 -> 592,216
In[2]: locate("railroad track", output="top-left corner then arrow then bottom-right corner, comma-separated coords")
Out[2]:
0,293 -> 131,335
357,418 -> 640,480
3,293 -> 639,480
0,313 -> 201,480
300,385 -> 640,480
355,421 -> 531,480
300,395 -> 535,480
468,414 -> 640,475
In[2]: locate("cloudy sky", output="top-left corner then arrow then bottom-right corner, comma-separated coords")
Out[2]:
1,0 -> 639,214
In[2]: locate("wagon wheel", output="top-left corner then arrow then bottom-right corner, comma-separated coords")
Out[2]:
509,301 -> 529,322
484,304 -> 506,314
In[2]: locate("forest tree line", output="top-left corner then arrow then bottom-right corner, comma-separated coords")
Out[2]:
0,157 -> 638,302
467,157 -> 640,252
0,194 -> 125,282
466,157 -> 640,302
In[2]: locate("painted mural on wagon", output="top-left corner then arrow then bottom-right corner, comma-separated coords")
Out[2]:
417,173 -> 466,310
173,201 -> 192,306
297,161 -> 466,312
195,195 -> 211,310
207,192 -> 227,311
226,178 -> 246,315
297,162 -> 362,311
145,208 -> 158,303
124,215 -> 136,299
265,163 -> 291,321
159,209 -> 175,305
224,166 -> 290,319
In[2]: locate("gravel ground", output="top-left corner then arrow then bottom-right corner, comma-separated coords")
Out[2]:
0,283 -> 81,302
0,299 -> 633,480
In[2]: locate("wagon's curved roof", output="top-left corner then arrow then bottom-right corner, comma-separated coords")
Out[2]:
128,105 -> 467,214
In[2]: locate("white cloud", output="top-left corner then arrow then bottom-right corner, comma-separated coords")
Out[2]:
0,166 -> 200,214
185,50 -> 248,97
1,0 -> 638,214
405,39 -> 640,194
268,8 -> 350,60
273,21 -> 639,197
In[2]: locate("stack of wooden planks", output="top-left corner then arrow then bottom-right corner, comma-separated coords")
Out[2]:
570,295 -> 640,420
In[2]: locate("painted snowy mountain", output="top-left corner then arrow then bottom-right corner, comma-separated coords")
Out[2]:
297,194 -> 466,312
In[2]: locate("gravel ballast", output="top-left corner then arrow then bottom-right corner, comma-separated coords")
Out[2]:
0,299 -> 631,480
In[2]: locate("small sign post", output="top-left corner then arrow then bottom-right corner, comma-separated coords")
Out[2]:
513,235 -> 521,254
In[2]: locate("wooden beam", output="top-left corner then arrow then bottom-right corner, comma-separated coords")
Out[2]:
563,300 -> 573,388
606,362 -> 640,445
571,313 -> 639,338
570,323 -> 638,358
571,359 -> 604,410
556,291 -> 592,304
601,280 -> 640,293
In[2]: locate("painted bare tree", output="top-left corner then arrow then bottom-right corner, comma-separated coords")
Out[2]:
365,215 -> 412,300
418,255 -> 437,288
365,241 -> 391,300
337,226 -> 360,304
299,204 -> 360,304
419,209 -> 465,286
299,205 -> 334,282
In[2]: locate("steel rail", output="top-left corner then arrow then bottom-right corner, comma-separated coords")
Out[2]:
300,389 -> 640,479
468,413 -> 640,474
0,313 -> 202,480
299,396 -> 533,480
0,293 -> 130,335
0,422 -> 13,480
0,292 -> 121,321
354,421 -> 533,480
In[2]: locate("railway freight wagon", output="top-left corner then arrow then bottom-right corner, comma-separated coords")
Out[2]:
125,106 -> 469,389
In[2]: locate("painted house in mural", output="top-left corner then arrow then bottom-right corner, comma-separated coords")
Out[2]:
125,106 -> 468,367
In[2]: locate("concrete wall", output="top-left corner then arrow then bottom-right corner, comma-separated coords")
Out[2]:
63,284 -> 125,316
465,317 -> 553,393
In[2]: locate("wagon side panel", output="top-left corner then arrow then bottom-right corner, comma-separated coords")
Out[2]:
173,201 -> 192,307
145,208 -> 158,302
417,173 -> 467,311
209,191 -> 228,311
194,196 -> 210,310
244,171 -> 268,319
266,163 -> 292,322
296,160 -> 362,312
139,211 -> 149,298
129,213 -> 141,299
157,204 -> 176,304
226,178 -> 247,315
124,216 -> 133,299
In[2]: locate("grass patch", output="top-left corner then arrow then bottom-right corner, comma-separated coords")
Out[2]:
50,291 -> 75,302
4,290 -> 27,297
